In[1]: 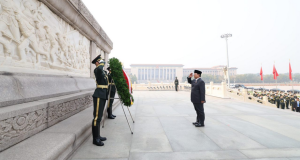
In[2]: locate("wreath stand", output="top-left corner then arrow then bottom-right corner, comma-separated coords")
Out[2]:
102,79 -> 134,134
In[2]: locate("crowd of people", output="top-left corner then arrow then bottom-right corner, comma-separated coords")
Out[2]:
251,91 -> 300,112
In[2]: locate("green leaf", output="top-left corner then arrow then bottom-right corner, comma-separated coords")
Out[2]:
109,58 -> 134,107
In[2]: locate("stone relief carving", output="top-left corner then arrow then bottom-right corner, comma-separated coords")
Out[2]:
0,0 -> 92,77
0,108 -> 47,145
48,95 -> 92,123
0,95 -> 92,146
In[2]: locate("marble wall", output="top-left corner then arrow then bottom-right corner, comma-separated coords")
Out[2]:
0,0 -> 104,77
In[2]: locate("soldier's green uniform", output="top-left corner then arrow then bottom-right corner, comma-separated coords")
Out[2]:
270,97 -> 275,104
280,97 -> 285,109
275,95 -> 280,108
107,67 -> 116,119
253,92 -> 257,97
91,55 -> 108,146
290,96 -> 296,111
174,77 -> 179,91
285,94 -> 290,109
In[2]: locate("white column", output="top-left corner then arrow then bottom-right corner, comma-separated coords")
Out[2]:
150,68 -> 152,80
147,68 -> 148,80
143,68 -> 145,80
154,68 -> 156,80
163,68 -> 164,80
159,67 -> 161,81
169,68 -> 171,80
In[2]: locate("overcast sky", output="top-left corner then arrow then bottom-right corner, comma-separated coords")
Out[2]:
83,0 -> 300,74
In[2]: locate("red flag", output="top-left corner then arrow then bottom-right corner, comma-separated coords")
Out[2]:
273,65 -> 279,80
289,62 -> 292,80
260,67 -> 263,81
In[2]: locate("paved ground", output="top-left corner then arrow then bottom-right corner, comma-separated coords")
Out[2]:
71,91 -> 300,160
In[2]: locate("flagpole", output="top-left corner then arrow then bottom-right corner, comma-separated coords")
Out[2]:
262,63 -> 264,90
274,61 -> 277,89
290,59 -> 294,94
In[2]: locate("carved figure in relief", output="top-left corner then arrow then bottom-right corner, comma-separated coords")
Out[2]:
22,1 -> 39,23
0,0 -> 21,54
44,26 -> 59,64
35,21 -> 50,52
15,12 -> 49,63
56,32 -> 68,58
0,0 -> 91,75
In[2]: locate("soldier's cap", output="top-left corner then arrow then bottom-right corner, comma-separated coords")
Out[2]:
194,70 -> 202,75
92,55 -> 101,64
107,67 -> 111,71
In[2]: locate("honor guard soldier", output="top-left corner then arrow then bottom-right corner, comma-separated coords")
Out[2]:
276,94 -> 280,108
285,93 -> 290,109
290,95 -> 296,111
174,77 -> 179,92
270,96 -> 275,104
280,96 -> 285,109
253,91 -> 257,97
91,55 -> 108,146
107,67 -> 117,119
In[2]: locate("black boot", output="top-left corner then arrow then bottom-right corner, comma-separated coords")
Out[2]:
112,114 -> 116,117
92,126 -> 104,146
98,124 -> 107,141
108,115 -> 115,119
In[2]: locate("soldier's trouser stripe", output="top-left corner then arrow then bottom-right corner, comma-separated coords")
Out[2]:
94,98 -> 100,126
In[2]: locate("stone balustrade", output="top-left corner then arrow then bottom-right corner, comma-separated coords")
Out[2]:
205,82 -> 228,98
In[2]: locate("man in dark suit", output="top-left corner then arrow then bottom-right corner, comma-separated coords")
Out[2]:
91,55 -> 108,146
187,70 -> 206,127
293,98 -> 300,112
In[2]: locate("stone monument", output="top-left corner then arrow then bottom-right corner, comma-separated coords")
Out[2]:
0,0 -> 113,159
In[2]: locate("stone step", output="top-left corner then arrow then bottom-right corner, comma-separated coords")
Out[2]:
0,100 -> 120,160
0,91 -> 94,151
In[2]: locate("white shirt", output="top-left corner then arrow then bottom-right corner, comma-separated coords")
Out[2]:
297,101 -> 299,107
195,77 -> 201,83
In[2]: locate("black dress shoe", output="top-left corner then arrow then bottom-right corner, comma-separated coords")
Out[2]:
93,138 -> 104,146
192,122 -> 199,125
100,136 -> 107,141
112,114 -> 116,117
108,115 -> 115,119
195,123 -> 205,127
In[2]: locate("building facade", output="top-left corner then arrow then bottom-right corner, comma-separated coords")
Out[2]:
129,64 -> 184,83
127,64 -> 237,83
183,65 -> 238,77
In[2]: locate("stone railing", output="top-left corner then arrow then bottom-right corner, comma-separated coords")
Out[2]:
132,81 -> 228,99
132,82 -> 189,91
227,88 -> 277,108
205,82 -> 228,98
